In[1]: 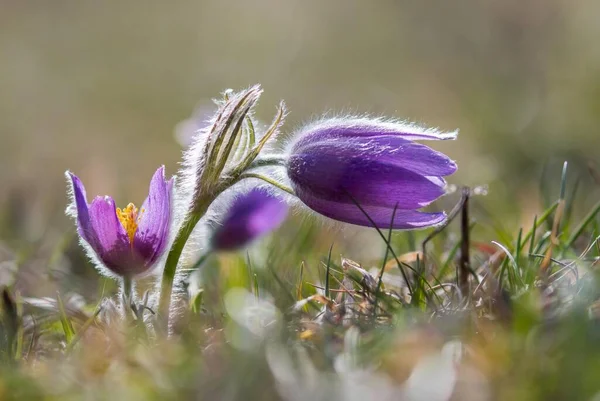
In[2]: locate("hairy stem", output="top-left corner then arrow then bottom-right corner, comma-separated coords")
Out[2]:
157,197 -> 211,333
238,173 -> 295,196
248,155 -> 287,169
121,276 -> 134,320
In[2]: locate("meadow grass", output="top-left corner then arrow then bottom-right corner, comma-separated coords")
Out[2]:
1,164 -> 600,401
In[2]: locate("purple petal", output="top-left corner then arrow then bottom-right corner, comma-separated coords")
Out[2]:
295,187 -> 446,229
212,188 -> 288,251
293,118 -> 457,151
68,172 -> 96,245
286,117 -> 456,230
392,140 -> 457,176
296,135 -> 456,177
88,196 -> 143,276
288,148 -> 447,209
133,166 -> 173,266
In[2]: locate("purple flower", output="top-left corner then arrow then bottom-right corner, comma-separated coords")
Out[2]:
211,188 -> 288,251
66,166 -> 173,277
286,118 -> 457,229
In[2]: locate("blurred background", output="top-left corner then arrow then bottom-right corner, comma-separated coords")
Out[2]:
2,4 -> 600,399
1,0 -> 599,259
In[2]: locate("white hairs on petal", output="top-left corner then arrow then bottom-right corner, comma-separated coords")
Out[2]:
282,114 -> 458,156
64,171 -> 121,280
64,171 -> 176,281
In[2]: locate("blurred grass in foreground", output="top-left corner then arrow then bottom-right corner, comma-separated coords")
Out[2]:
1,163 -> 600,400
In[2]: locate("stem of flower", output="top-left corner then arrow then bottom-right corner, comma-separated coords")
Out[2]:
121,276 -> 133,318
238,173 -> 295,196
247,155 -> 287,169
157,197 -> 212,334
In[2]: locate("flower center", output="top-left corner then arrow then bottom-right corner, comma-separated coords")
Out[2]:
116,203 -> 144,243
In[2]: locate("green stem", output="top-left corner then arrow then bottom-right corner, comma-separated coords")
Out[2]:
121,276 -> 133,318
157,198 -> 211,333
239,173 -> 295,196
248,155 -> 287,169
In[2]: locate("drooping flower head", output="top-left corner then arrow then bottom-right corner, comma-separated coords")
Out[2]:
210,188 -> 288,251
66,166 -> 173,278
285,118 -> 457,229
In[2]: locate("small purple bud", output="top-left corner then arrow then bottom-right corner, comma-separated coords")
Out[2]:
211,188 -> 288,251
66,166 -> 173,278
286,118 -> 457,229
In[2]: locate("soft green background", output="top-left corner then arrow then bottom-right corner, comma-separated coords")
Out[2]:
0,0 -> 599,239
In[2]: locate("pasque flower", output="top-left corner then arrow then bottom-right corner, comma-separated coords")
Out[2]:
286,118 -> 457,229
66,166 -> 173,277
211,188 -> 288,251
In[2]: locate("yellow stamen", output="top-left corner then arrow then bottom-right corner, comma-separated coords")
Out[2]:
116,203 -> 144,243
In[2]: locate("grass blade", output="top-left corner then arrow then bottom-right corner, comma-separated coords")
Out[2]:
56,293 -> 75,344
565,200 -> 600,249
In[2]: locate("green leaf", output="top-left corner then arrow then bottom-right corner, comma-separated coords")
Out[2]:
56,293 -> 75,344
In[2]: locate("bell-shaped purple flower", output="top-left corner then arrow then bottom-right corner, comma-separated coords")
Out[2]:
66,166 -> 173,277
286,118 -> 457,229
211,188 -> 288,251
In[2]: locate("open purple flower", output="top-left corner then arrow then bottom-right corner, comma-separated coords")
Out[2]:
211,188 -> 288,251
66,166 -> 173,277
286,118 -> 457,229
